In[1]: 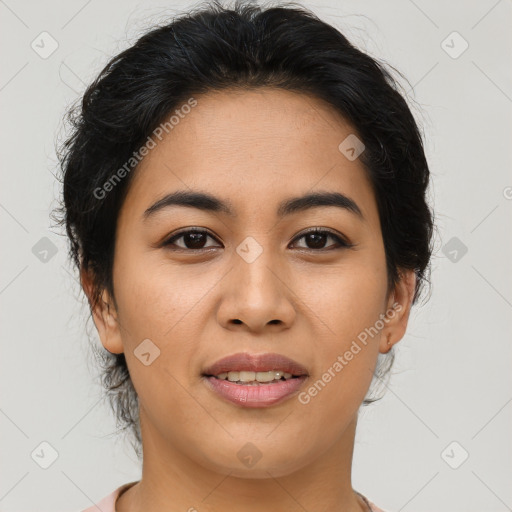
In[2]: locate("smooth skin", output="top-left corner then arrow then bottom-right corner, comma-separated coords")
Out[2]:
82,88 -> 416,512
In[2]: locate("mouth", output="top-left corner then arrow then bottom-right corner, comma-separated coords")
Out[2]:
201,352 -> 309,407
205,370 -> 300,385
202,351 -> 309,379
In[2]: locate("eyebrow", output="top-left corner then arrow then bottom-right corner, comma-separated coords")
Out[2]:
143,189 -> 364,221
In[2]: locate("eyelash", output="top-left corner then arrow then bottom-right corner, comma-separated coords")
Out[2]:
162,227 -> 353,252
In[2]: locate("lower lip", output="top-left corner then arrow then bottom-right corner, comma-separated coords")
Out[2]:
203,375 -> 308,408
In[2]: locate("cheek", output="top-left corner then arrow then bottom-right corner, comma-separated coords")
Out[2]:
113,250 -> 214,340
111,256 -> 211,425
110,258 -> 204,404
298,259 -> 387,409
306,255 -> 388,345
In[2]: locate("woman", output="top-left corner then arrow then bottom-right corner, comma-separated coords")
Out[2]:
56,1 -> 434,511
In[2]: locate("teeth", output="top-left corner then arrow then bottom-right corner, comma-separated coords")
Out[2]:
215,370 -> 294,383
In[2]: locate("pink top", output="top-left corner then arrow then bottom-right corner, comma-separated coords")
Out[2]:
80,482 -> 389,512
80,481 -> 137,512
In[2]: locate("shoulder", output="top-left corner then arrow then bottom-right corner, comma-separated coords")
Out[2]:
366,498 -> 391,512
368,502 -> 390,512
79,481 -> 138,512
357,491 -> 391,512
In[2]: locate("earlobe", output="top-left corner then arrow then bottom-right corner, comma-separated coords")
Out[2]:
94,290 -> 125,355
80,268 -> 124,355
379,269 -> 417,354
383,332 -> 392,354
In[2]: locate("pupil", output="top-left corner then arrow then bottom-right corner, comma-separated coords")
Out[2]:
185,232 -> 206,249
307,233 -> 326,249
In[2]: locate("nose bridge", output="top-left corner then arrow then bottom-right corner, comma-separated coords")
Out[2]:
233,234 -> 280,302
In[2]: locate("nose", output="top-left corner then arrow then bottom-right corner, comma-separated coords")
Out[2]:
216,244 -> 296,333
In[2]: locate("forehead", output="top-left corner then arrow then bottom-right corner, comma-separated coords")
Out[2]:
123,88 -> 378,224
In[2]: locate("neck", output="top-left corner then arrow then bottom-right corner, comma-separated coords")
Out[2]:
116,410 -> 368,512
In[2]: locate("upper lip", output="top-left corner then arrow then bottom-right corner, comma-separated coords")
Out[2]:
202,352 -> 309,377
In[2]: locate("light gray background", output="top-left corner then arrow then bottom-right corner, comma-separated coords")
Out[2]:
1,1 -> 511,511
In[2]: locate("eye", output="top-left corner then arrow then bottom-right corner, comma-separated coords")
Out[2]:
162,228 -> 221,250
290,228 -> 352,251
162,227 -> 352,252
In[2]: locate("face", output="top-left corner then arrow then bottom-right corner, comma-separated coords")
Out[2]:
87,87 -> 415,478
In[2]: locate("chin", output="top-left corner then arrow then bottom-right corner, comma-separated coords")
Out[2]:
197,441 -> 309,479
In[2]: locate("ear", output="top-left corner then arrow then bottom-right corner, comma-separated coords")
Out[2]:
80,268 -> 124,355
379,269 -> 417,354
